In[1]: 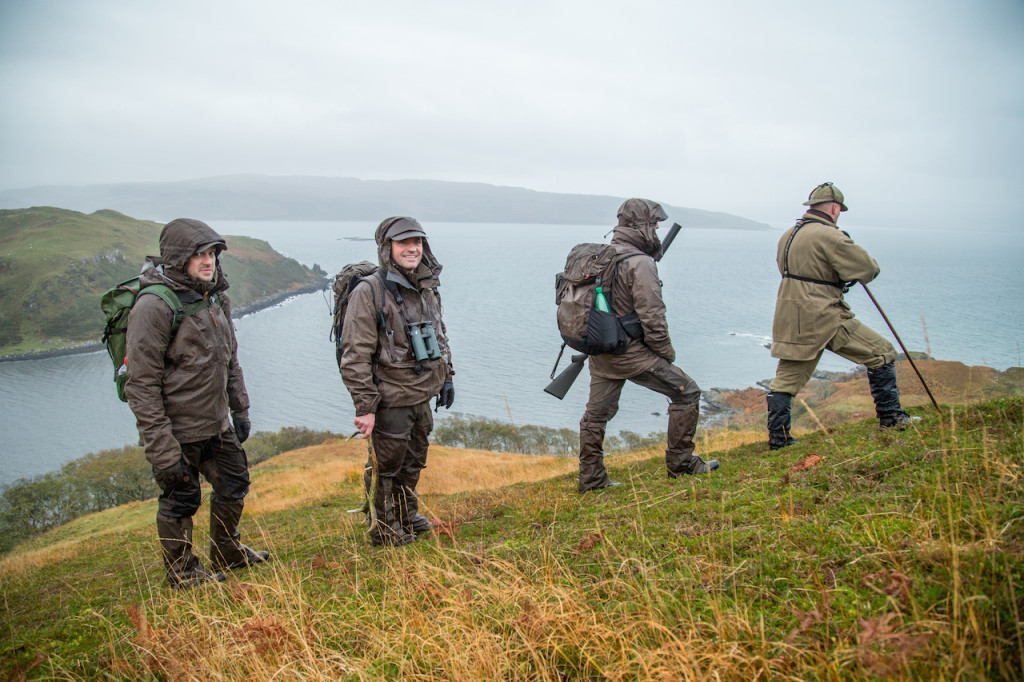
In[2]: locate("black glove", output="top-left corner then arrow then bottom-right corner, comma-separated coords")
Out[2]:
435,380 -> 455,412
153,459 -> 190,489
233,416 -> 251,444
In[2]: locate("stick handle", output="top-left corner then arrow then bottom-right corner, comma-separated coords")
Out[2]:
861,283 -> 942,417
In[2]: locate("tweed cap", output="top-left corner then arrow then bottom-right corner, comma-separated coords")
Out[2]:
803,182 -> 848,212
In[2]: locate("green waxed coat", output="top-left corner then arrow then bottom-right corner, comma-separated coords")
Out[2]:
770,212 -> 880,362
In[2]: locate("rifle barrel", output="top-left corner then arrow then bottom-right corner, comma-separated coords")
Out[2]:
656,223 -> 682,262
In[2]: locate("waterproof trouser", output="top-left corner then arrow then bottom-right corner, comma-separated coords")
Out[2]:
766,391 -> 797,450
867,361 -> 912,427
155,428 -> 253,584
364,403 -> 432,545
580,357 -> 702,492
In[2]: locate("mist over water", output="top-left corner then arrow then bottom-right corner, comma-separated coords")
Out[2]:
1,221 -> 1021,486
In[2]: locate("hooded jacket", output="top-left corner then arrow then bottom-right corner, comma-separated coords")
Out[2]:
340,218 -> 454,415
588,200 -> 675,380
770,211 -> 880,361
125,219 -> 250,470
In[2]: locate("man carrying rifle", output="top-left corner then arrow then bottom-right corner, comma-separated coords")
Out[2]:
767,183 -> 919,450
577,198 -> 719,493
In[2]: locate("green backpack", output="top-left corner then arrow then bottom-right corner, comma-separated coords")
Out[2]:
100,277 -> 215,402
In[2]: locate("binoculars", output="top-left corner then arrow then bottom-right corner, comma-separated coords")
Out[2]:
407,320 -> 441,362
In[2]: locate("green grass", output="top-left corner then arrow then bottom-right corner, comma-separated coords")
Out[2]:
1,398 -> 1022,680
0,207 -> 324,356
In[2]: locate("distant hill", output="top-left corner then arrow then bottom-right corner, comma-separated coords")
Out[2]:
0,207 -> 326,358
0,174 -> 771,229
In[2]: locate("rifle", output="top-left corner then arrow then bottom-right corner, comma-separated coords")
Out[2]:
544,221 -> 684,399
544,352 -> 588,400
656,222 -> 682,262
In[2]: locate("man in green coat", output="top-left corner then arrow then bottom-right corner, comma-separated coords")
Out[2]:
766,183 -> 918,449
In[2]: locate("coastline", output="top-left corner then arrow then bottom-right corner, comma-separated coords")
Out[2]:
0,279 -> 328,364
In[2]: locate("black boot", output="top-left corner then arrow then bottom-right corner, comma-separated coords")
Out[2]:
209,496 -> 270,571
157,514 -> 225,589
398,483 -> 434,535
369,478 -> 416,547
766,392 -> 798,450
668,455 -> 720,477
867,363 -> 921,429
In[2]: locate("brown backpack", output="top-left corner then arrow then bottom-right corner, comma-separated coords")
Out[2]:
329,261 -> 387,372
554,243 -> 645,356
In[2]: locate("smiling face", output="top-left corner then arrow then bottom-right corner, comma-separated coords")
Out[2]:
390,236 -> 423,271
186,246 -> 218,282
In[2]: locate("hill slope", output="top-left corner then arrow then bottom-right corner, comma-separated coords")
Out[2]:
0,174 -> 772,229
1,397 -> 1021,680
0,207 -> 326,357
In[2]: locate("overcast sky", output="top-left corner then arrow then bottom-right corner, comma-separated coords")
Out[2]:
1,0 -> 1022,229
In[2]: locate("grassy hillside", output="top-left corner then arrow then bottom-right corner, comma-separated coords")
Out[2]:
1,397 -> 1021,680
0,207 -> 325,357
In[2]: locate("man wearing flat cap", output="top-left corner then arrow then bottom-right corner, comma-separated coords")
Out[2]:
766,183 -> 918,450
126,218 -> 269,589
341,217 -> 455,546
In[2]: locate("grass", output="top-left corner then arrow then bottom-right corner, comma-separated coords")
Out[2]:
1,398 -> 1022,680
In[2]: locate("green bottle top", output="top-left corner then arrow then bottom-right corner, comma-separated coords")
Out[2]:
595,286 -> 611,313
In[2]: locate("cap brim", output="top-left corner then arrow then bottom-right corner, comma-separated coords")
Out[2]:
803,200 -> 849,212
391,229 -> 427,241
195,241 -> 226,254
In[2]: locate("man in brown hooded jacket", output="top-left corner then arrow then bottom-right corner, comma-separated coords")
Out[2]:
341,217 -> 455,546
767,183 -> 918,449
126,218 -> 269,588
578,199 -> 719,493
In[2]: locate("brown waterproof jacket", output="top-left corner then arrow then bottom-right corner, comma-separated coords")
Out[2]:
770,211 -> 880,361
340,219 -> 454,416
125,220 -> 250,470
588,224 -> 675,380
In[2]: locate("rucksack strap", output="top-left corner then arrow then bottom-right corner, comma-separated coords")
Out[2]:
781,221 -> 847,290
602,251 -> 647,325
139,285 -> 217,335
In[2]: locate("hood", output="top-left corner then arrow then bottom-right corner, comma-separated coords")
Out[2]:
613,198 -> 667,257
142,218 -> 230,294
374,217 -> 443,288
158,218 -> 228,271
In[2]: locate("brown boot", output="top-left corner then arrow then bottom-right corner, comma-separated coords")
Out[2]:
578,416 -> 618,493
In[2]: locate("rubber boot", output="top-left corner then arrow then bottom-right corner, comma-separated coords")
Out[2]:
867,363 -> 921,429
399,484 -> 434,536
578,416 -> 619,493
369,478 -> 415,547
157,513 -> 225,589
766,392 -> 798,450
209,496 -> 270,571
665,402 -> 718,476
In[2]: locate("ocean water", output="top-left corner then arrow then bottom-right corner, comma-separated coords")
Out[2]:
1,221 -> 1021,486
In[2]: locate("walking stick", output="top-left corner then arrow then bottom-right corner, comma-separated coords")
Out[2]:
345,432 -> 379,534
861,283 -> 942,417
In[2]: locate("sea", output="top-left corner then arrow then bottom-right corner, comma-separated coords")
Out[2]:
1,221 -> 1021,486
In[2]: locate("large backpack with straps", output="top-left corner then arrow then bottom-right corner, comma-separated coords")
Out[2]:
555,243 -> 645,355
329,261 -> 385,372
100,277 -> 217,402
